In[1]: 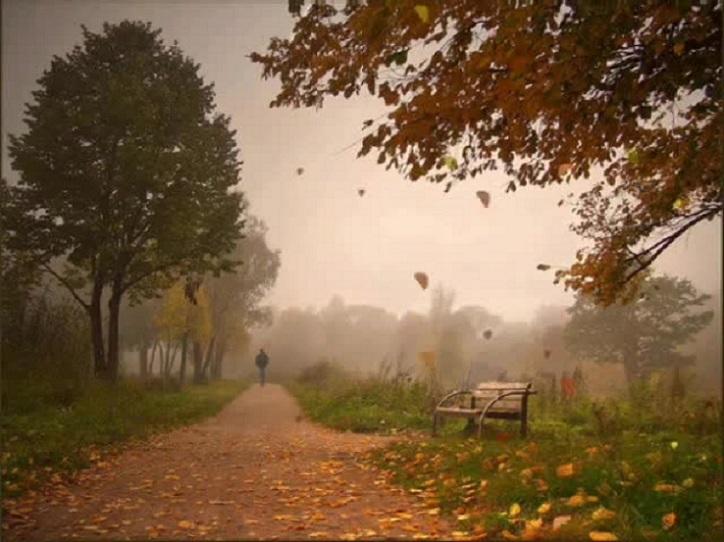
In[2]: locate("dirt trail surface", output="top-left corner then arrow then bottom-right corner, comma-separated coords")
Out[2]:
3,384 -> 453,541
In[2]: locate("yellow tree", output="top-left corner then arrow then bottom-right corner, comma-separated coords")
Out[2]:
154,281 -> 213,385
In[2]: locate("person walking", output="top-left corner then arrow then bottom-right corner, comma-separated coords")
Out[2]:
255,348 -> 269,386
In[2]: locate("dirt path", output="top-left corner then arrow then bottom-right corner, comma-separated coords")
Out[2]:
3,384 -> 453,540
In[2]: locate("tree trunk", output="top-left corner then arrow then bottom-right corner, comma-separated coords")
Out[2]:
211,340 -> 226,380
139,341 -> 149,380
179,333 -> 189,386
89,279 -> 106,378
149,340 -> 159,376
201,336 -> 216,382
192,341 -> 204,384
106,280 -> 123,382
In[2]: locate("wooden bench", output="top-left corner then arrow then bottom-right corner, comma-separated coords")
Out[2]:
432,381 -> 536,438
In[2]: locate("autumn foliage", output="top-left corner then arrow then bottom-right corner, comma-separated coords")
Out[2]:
252,1 -> 722,304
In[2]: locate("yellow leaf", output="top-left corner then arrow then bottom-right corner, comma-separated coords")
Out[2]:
552,515 -> 571,530
653,483 -> 681,494
682,478 -> 695,488
457,514 -> 471,521
673,42 -> 685,56
592,507 -> 616,521
537,502 -> 551,515
520,468 -> 534,480
556,463 -> 575,478
670,441 -> 679,450
662,512 -> 676,530
501,530 -> 519,540
414,4 -> 430,24
509,503 -> 522,518
589,531 -> 618,541
566,495 -> 586,508
427,508 -> 440,516
177,520 -> 193,530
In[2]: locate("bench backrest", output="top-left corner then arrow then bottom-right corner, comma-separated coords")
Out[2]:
472,382 -> 532,412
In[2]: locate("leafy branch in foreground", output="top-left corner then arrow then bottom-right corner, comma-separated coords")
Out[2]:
252,1 -> 722,304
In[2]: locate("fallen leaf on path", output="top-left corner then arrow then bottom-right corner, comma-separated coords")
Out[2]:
537,502 -> 551,515
589,532 -> 618,541
566,494 -> 586,507
556,463 -> 575,478
591,507 -> 616,521
509,503 -> 521,517
552,515 -> 572,530
662,512 -> 676,530
177,520 -> 194,530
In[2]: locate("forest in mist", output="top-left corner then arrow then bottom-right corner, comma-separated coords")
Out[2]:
232,281 -> 721,397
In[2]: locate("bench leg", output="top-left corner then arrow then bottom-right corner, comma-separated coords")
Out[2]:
520,416 -> 528,438
432,413 -> 438,436
476,414 -> 484,439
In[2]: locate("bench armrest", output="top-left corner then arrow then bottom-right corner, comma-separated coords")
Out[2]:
435,389 -> 473,410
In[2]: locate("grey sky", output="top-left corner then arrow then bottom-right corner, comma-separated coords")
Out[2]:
2,0 -> 721,322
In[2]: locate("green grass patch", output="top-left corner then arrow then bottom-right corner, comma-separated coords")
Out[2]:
365,411 -> 723,541
287,361 -> 435,434
0,379 -> 248,498
288,364 -> 722,540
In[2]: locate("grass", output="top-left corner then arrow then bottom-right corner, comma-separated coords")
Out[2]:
287,361 -> 433,434
0,378 -> 248,498
289,364 -> 723,541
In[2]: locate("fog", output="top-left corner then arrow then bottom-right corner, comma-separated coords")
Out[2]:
3,1 -> 721,394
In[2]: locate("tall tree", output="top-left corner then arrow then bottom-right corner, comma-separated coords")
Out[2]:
251,1 -> 722,304
204,216 -> 280,380
564,275 -> 713,386
4,21 -> 244,380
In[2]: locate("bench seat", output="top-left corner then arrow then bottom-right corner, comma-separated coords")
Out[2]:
432,381 -> 536,438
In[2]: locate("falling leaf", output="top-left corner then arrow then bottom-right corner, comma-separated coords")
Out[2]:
537,502 -> 551,515
558,163 -> 573,176
673,42 -> 685,55
682,478 -> 695,488
662,512 -> 676,530
414,272 -> 429,290
476,191 -> 491,208
670,441 -> 679,450
358,189 -> 365,197
414,4 -> 430,24
552,515 -> 572,530
592,507 -> 616,521
536,264 -> 551,271
509,503 -> 521,517
296,167 -> 304,175
556,463 -> 575,478
483,329 -> 493,340
543,349 -> 551,359
589,532 -> 618,541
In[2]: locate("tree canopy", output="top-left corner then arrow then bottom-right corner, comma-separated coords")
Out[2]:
252,1 -> 722,304
3,21 -> 245,379
564,274 -> 713,385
